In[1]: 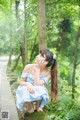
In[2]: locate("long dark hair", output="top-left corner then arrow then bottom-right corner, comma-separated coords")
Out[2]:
40,49 -> 58,100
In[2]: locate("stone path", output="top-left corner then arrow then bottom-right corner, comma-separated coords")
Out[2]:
0,56 -> 19,120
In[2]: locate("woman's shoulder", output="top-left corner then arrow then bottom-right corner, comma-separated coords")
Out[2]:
25,64 -> 33,68
23,64 -> 36,72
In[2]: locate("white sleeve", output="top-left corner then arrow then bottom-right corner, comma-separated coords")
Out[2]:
43,77 -> 50,84
21,72 -> 29,78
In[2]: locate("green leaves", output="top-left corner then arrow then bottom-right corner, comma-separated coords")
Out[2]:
0,0 -> 9,11
46,0 -> 80,5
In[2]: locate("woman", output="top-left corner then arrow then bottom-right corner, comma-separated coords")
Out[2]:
16,49 -> 58,113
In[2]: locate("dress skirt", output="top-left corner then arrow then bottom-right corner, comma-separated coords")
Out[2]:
16,72 -> 50,110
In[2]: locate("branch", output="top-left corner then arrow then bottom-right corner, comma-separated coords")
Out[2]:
76,61 -> 80,66
46,2 -> 58,6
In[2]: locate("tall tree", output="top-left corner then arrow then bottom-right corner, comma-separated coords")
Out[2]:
8,0 -> 13,66
72,27 -> 80,99
15,0 -> 20,29
24,0 -> 28,65
11,0 -> 21,71
19,0 -> 28,67
37,0 -> 47,50
15,0 -> 25,67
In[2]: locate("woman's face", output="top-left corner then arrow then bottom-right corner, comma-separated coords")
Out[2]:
35,53 -> 46,64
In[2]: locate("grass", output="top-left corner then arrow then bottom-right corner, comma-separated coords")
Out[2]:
24,111 -> 46,120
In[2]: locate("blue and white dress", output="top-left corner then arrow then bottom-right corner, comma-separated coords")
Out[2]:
16,72 -> 50,110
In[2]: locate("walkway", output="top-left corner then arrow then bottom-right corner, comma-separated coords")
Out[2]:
0,56 -> 19,120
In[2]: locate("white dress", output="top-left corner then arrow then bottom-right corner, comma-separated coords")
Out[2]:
16,72 -> 50,110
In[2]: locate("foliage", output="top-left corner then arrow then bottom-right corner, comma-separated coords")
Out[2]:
46,0 -> 80,5
0,0 -> 9,11
44,92 -> 80,120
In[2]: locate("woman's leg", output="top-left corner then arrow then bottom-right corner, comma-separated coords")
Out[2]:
36,100 -> 43,112
27,102 -> 34,113
23,102 -> 34,114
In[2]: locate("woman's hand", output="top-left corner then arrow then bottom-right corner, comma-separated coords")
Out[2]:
26,83 -> 35,93
37,59 -> 45,67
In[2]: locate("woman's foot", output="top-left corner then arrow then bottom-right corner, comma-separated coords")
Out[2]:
23,107 -> 27,114
37,107 -> 43,112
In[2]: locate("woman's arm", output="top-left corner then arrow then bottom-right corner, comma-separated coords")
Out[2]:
34,69 -> 50,86
19,64 -> 35,93
33,65 -> 50,86
19,77 -> 32,86
34,76 -> 50,86
35,80 -> 46,86
20,78 -> 35,93
19,64 -> 30,85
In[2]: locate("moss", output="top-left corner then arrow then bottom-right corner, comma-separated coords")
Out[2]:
24,111 -> 46,120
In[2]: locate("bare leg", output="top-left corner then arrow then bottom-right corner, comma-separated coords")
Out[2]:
27,102 -> 34,113
23,102 -> 34,115
36,100 -> 43,112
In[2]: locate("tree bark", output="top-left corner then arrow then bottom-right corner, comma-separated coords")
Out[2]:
15,0 -> 20,20
29,34 -> 39,62
8,0 -> 13,66
15,0 -> 27,67
11,53 -> 21,71
20,42 -> 25,67
24,0 -> 28,65
37,0 -> 47,50
72,27 -> 80,99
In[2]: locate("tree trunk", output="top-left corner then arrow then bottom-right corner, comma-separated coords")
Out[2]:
72,27 -> 80,99
24,0 -> 28,65
15,0 -> 20,20
15,0 -> 26,67
11,53 -> 21,71
8,0 -> 13,66
29,34 -> 39,62
15,0 -> 20,38
60,31 -> 66,49
8,50 -> 12,66
37,0 -> 47,50
20,43 -> 25,67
